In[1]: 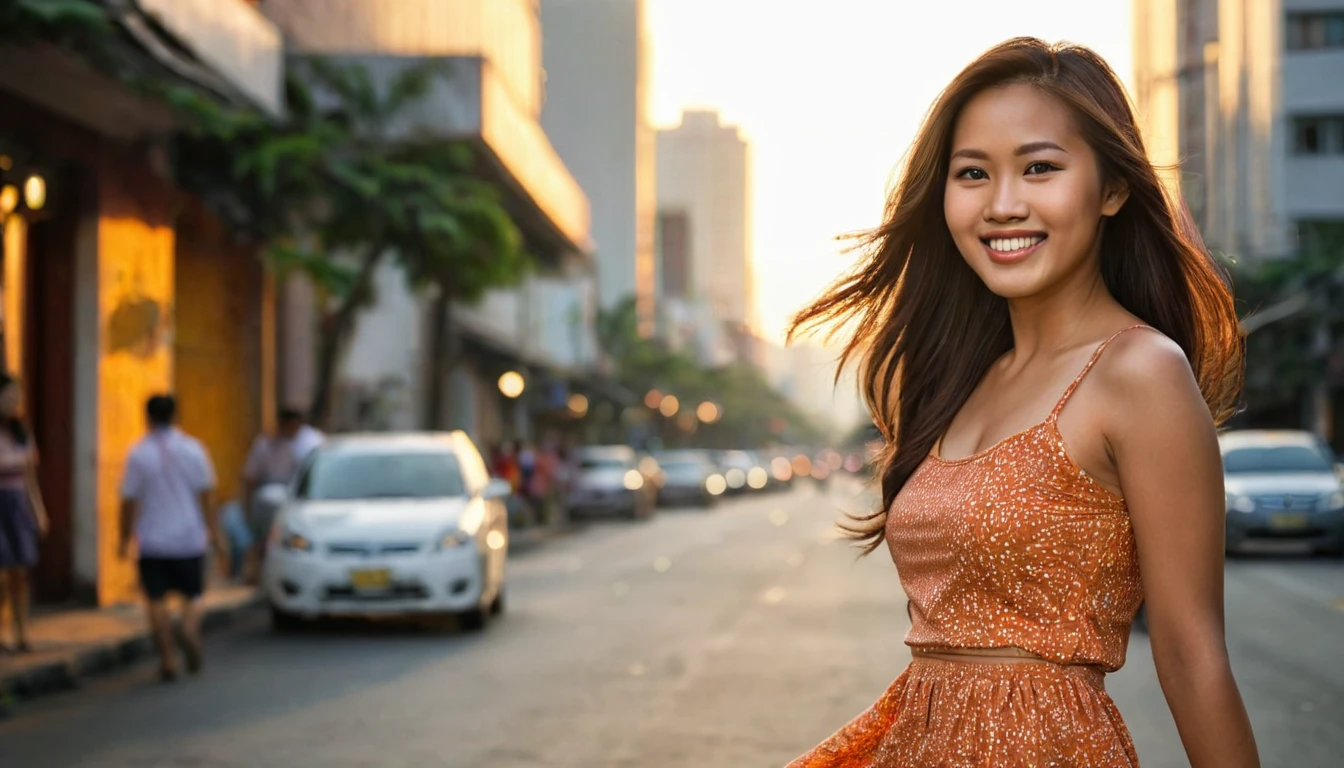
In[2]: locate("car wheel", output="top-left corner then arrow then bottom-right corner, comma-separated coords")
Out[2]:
490,586 -> 506,616
458,605 -> 489,632
270,604 -> 303,633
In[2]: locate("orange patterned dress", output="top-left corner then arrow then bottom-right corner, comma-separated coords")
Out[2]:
789,326 -> 1152,768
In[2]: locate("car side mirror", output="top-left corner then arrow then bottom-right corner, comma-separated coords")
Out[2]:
484,478 -> 513,500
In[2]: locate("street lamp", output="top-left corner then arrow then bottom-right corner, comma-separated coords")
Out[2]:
497,370 -> 525,399
644,389 -> 663,409
658,394 -> 680,417
696,401 -> 721,424
567,393 -> 589,417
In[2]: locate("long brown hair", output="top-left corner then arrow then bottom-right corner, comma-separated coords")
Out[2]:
789,37 -> 1242,555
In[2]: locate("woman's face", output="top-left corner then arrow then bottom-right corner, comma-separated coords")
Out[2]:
943,83 -> 1127,300
0,382 -> 20,418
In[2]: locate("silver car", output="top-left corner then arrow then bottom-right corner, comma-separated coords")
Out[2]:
1222,430 -> 1344,555
567,446 -> 656,520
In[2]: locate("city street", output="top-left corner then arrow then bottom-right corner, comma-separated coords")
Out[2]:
2,479 -> 1342,767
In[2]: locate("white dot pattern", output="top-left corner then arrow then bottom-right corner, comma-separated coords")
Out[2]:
788,326 -> 1153,767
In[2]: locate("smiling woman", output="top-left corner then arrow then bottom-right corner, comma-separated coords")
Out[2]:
786,37 -> 1259,768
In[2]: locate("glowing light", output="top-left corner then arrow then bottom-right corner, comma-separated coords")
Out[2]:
0,185 -> 17,215
725,468 -> 746,489
567,393 -> 589,417
771,456 -> 793,481
623,469 -> 645,490
497,371 -> 525,398
23,174 -> 45,211
705,473 -> 727,496
747,467 -> 768,489
696,401 -> 720,423
658,394 -> 680,417
644,389 -> 663,409
486,529 -> 506,550
792,455 -> 812,477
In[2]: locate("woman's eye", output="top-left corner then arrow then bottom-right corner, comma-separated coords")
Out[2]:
1025,161 -> 1059,175
955,167 -> 988,181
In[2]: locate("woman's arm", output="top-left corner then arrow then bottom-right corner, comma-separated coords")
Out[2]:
1100,333 -> 1259,768
25,448 -> 48,537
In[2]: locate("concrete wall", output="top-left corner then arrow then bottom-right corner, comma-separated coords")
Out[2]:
95,168 -> 176,605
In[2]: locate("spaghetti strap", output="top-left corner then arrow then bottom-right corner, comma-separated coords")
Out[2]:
1047,324 -> 1156,422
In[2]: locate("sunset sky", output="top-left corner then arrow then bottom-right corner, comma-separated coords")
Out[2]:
647,0 -> 1135,344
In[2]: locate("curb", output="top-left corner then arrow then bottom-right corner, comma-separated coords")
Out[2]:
0,592 -> 264,709
508,522 -> 580,554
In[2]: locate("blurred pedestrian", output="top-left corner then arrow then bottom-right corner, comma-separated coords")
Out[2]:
0,373 -> 47,654
119,395 -> 224,681
785,38 -> 1258,767
241,407 -> 323,581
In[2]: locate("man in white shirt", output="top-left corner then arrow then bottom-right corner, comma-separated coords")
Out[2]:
119,395 -> 223,682
241,407 -> 324,580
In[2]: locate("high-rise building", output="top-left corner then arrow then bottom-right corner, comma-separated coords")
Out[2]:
540,0 -> 658,335
1133,0 -> 1344,261
656,110 -> 755,334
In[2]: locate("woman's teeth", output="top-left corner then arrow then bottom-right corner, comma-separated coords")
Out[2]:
986,236 -> 1044,252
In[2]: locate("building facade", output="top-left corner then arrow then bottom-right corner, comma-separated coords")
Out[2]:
1134,0 -> 1344,260
0,0 -> 282,605
656,110 -> 755,339
540,0 -> 658,336
261,0 -> 598,449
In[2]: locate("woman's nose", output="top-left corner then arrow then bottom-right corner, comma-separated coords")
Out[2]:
985,179 -> 1028,222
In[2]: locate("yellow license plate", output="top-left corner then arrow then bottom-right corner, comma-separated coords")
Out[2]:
1269,513 -> 1308,530
349,568 -> 391,590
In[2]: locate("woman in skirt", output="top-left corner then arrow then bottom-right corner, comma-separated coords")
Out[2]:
0,372 -> 48,653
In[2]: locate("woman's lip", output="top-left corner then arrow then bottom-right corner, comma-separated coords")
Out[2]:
982,236 -> 1046,264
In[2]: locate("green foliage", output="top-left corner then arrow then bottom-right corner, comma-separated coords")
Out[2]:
0,0 -> 112,42
1233,223 -> 1344,402
171,56 -> 528,301
597,297 -> 826,447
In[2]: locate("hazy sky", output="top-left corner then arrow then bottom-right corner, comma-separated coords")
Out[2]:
647,0 -> 1135,343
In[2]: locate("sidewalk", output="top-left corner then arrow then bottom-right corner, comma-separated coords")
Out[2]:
0,585 -> 262,706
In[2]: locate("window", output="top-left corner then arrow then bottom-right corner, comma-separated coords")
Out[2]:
1223,445 -> 1333,474
296,450 -> 467,500
1287,12 -> 1344,50
1291,115 -> 1344,155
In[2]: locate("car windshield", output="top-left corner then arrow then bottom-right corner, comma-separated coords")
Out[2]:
661,459 -> 704,473
296,450 -> 467,500
1222,445 -> 1332,474
579,457 -> 628,471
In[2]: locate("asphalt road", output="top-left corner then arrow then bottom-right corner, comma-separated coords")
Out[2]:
2,478 -> 1342,767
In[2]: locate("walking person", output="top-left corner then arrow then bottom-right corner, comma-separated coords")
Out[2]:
787,38 -> 1258,766
241,407 -> 323,581
0,373 -> 47,654
119,395 -> 223,682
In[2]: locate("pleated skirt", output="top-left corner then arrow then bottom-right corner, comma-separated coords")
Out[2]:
787,658 -> 1139,768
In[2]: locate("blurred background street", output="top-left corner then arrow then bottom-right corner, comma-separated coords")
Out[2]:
2,478 -> 1342,768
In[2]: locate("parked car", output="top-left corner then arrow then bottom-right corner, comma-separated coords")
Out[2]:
567,445 -> 656,519
263,432 -> 511,632
718,450 -> 760,494
654,450 -> 726,507
1222,430 -> 1344,556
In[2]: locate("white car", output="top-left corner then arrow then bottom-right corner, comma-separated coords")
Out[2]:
264,432 -> 511,632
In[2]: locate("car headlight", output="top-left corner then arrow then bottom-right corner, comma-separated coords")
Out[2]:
623,469 -> 644,491
278,529 -> 314,552
437,529 -> 473,550
1226,494 -> 1256,514
1323,491 -> 1344,511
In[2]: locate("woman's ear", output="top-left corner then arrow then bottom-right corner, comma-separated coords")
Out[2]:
1101,178 -> 1130,217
